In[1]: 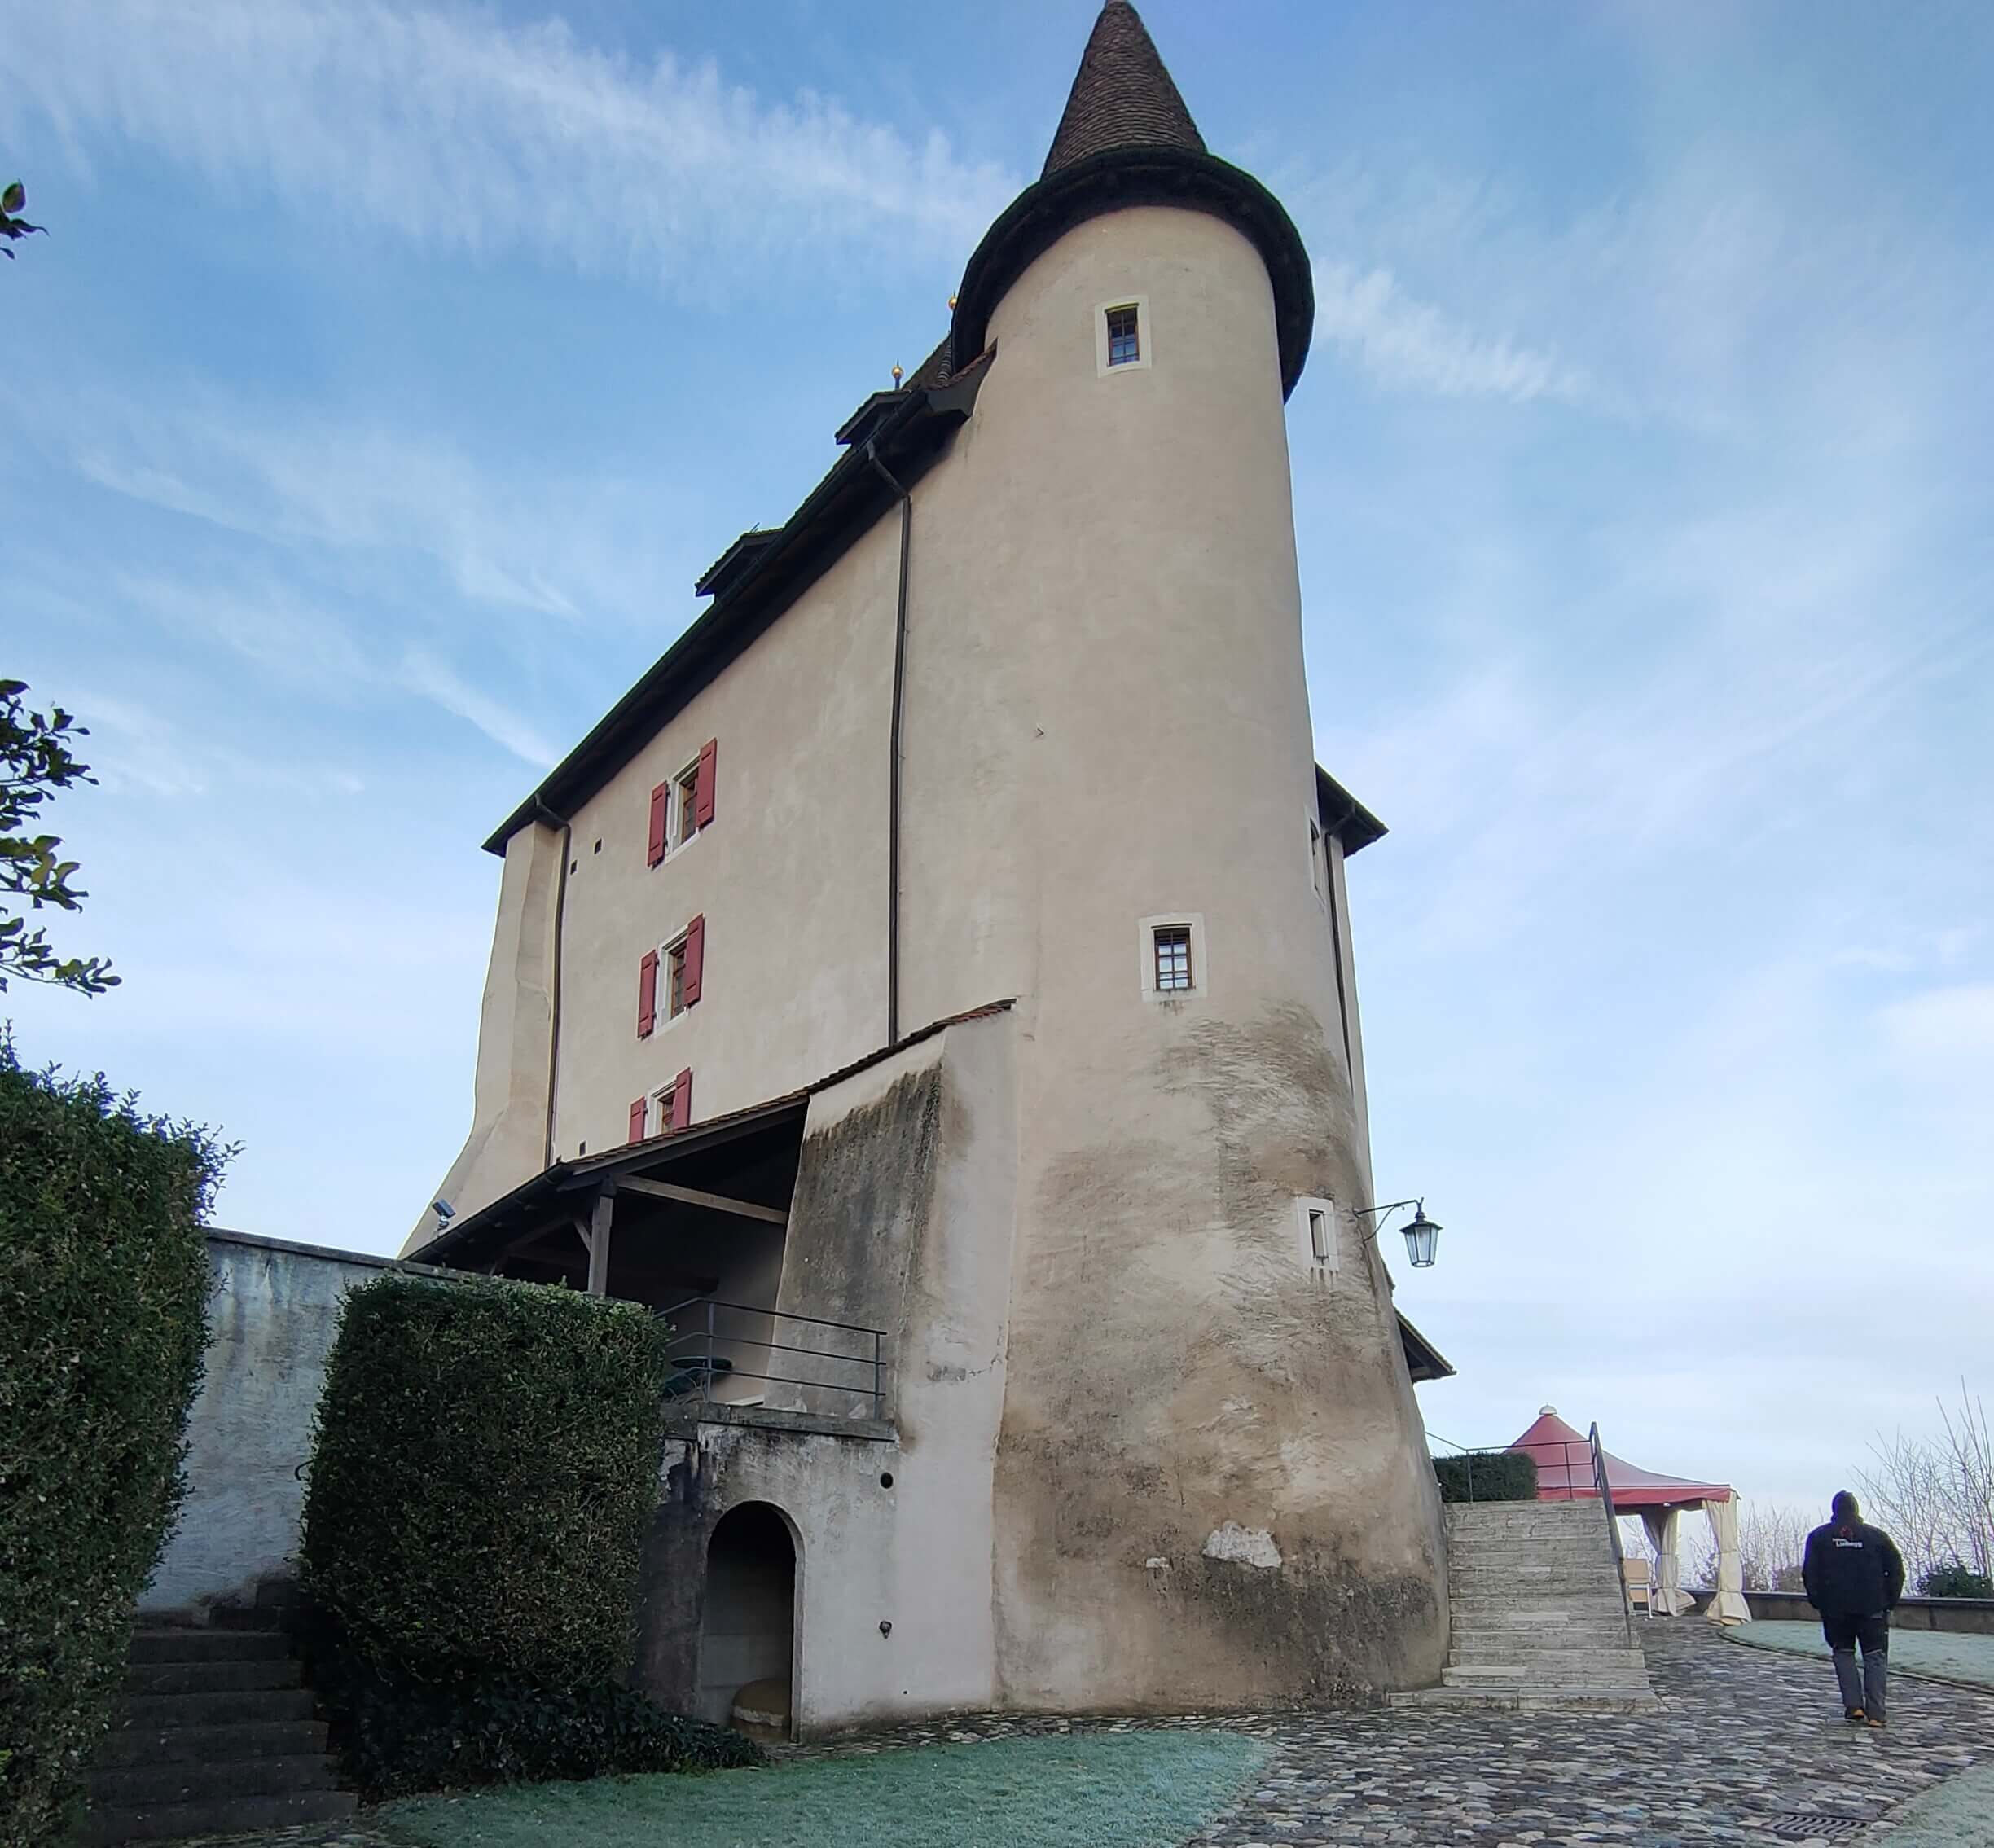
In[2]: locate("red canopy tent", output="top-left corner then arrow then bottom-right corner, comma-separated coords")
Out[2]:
1506,1407 -> 1747,1621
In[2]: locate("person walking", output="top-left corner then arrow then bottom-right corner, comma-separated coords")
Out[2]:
1801,1490 -> 1905,1727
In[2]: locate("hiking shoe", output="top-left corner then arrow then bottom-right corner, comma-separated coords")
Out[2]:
1846,1708 -> 1867,1723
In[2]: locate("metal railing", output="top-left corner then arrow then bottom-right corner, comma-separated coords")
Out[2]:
1588,1420 -> 1636,1645
658,1297 -> 885,1420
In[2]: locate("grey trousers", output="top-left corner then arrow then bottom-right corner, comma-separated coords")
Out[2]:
1823,1611 -> 1888,1719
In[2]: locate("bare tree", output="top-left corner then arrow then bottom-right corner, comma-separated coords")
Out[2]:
1856,1384 -> 1993,1589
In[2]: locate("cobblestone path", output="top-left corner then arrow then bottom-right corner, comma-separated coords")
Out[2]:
173,1618 -> 1994,1847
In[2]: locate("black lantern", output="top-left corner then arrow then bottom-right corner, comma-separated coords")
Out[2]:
1402,1206 -> 1441,1269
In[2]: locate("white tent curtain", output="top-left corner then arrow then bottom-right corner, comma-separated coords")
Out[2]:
1705,1495 -> 1751,1623
1640,1508 -> 1694,1615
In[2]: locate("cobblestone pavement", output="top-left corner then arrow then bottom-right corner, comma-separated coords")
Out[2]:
170,1620 -> 1994,1847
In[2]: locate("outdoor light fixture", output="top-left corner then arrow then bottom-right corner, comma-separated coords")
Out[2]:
1355,1197 -> 1442,1269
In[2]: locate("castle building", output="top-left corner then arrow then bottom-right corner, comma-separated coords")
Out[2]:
406,0 -> 1452,1735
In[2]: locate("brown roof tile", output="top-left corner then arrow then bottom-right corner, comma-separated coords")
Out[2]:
1043,0 -> 1206,178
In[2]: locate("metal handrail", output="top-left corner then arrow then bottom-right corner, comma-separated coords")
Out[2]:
1589,1420 -> 1636,1645
659,1296 -> 885,1418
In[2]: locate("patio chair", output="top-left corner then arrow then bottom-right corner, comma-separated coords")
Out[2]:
1622,1556 -> 1656,1616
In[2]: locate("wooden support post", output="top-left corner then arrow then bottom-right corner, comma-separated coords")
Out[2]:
586,1192 -> 614,1297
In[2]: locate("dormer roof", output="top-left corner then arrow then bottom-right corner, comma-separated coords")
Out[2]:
1043,0 -> 1206,177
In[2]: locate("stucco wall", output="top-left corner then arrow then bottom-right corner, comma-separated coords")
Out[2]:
145,1230 -> 441,1619
636,1014 -> 1016,1733
920,205 -> 1447,1705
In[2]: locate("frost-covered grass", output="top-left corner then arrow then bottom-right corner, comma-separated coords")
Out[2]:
1873,1766 -> 1994,1848
1728,1621 -> 1994,1689
380,1729 -> 1270,1848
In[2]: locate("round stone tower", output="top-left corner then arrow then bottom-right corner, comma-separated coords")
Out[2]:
904,0 -> 1450,1707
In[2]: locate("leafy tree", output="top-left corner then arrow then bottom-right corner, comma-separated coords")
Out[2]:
1,682 -> 116,994
0,182 -> 44,258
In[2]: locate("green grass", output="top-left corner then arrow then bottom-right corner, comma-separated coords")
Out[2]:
1728,1621 -> 1994,1689
1872,1766 -> 1994,1848
378,1729 -> 1272,1848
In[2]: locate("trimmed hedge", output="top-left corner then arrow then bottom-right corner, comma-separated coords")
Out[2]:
1920,1563 -> 1994,1600
1434,1451 -> 1539,1503
0,1042 -> 226,1848
299,1274 -> 736,1796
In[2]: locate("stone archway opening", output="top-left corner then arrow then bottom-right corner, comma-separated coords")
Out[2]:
697,1501 -> 796,1739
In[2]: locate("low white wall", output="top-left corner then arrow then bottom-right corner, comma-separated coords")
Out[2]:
144,1230 -> 447,1620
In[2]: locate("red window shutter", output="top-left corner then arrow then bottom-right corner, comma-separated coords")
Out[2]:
693,739 -> 717,829
682,914 -> 705,1006
637,950 -> 659,1038
672,1067 -> 693,1130
628,1097 -> 648,1143
647,782 -> 668,867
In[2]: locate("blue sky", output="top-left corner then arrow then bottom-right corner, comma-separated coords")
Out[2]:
4,1 -> 1990,1511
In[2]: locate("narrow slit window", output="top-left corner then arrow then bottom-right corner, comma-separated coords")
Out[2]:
1153,924 -> 1192,992
666,938 -> 689,1019
1308,1208 -> 1330,1262
1105,303 -> 1140,367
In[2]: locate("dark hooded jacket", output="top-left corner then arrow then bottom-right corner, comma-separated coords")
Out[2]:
1803,1518 -> 1905,1616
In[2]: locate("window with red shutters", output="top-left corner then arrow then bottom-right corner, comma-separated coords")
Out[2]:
647,782 -> 668,867
682,914 -> 705,1006
637,950 -> 659,1037
628,1097 -> 647,1142
672,1067 -> 693,1130
693,739 -> 717,829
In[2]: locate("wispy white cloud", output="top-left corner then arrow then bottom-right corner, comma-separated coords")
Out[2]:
1314,262 -> 1597,406
7,0 -> 1020,292
71,394 -> 670,625
400,647 -> 560,769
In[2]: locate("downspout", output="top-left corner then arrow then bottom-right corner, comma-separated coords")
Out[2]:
864,441 -> 911,1048
534,797 -> 571,1169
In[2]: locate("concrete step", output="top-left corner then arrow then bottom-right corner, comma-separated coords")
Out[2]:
1445,1598 -> 1629,1619
1449,1633 -> 1638,1661
127,1629 -> 289,1666
90,1754 -> 341,1809
112,1688 -> 318,1730
1391,1685 -> 1660,1713
83,1789 -> 357,1846
95,1719 -> 330,1768
123,1658 -> 302,1698
1443,1666 -> 1651,1691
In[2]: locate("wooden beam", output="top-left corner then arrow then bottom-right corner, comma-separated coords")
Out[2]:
586,1192 -> 614,1297
614,1175 -> 788,1226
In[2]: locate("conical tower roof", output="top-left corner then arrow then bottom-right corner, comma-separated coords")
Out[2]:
950,1 -> 1315,400
1042,1 -> 1206,178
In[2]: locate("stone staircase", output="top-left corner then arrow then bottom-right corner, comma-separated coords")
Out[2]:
1392,1499 -> 1658,1711
86,1626 -> 355,1844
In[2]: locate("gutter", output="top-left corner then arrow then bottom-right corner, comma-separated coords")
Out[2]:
863,441 -> 912,1048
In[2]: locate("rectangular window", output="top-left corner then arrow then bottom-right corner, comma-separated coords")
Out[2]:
1296,1196 -> 1339,1271
1105,303 -> 1140,367
665,936 -> 689,1019
1153,924 -> 1192,992
652,1086 -> 677,1135
675,763 -> 700,848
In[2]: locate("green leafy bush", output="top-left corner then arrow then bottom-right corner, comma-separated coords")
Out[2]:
1434,1451 -> 1539,1503
0,1040 -> 227,1848
1919,1562 -> 1994,1600
328,1671 -> 760,1798
300,1274 -> 718,1795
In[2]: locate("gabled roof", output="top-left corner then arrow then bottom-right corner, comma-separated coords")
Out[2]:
1043,0 -> 1206,177
1509,1407 -> 1734,1508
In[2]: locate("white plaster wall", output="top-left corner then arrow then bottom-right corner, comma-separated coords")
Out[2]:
898,205 -> 1447,1703
147,1232 -> 411,1617
548,520 -> 898,1165
754,1013 -> 1017,1723
407,821 -> 562,1248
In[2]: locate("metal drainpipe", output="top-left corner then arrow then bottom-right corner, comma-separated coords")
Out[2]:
864,441 -> 911,1048
534,797 -> 571,1169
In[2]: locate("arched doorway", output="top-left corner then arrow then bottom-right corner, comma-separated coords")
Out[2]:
696,1502 -> 796,1736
